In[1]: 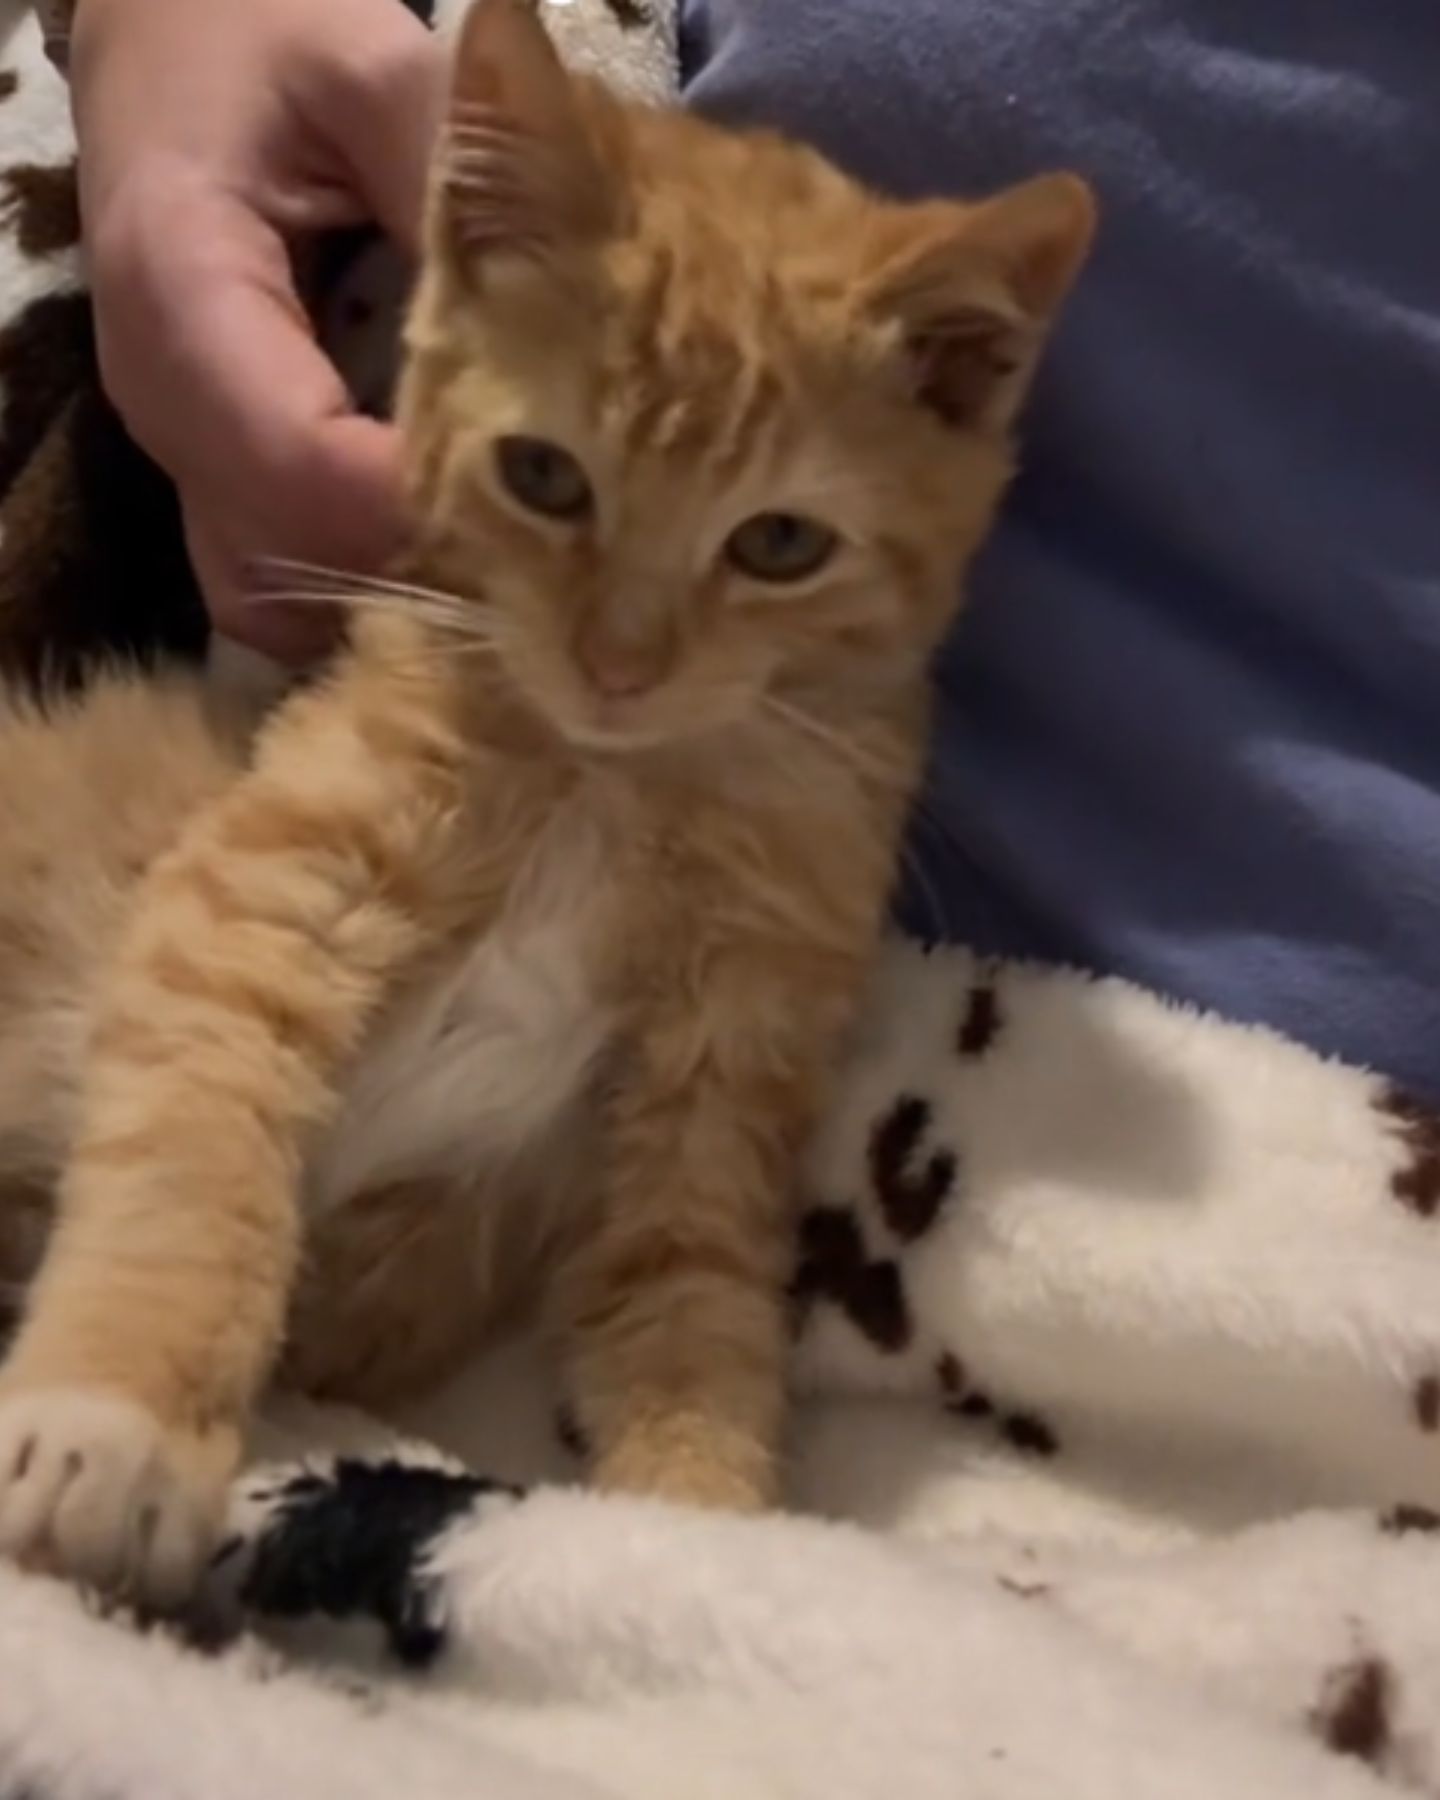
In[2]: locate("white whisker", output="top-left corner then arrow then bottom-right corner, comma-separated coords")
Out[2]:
763,693 -> 953,934
248,559 -> 502,644
762,694 -> 895,787
897,842 -> 950,940
253,559 -> 474,612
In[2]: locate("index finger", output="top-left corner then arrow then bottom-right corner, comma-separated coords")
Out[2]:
101,185 -> 408,575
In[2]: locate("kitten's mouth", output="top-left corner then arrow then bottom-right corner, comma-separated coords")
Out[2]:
498,644 -> 757,759
555,714 -> 688,758
548,690 -> 750,760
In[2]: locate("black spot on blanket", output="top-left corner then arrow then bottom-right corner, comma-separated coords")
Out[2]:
938,1352 -> 1058,1450
936,1351 -> 965,1401
793,1206 -> 912,1352
957,980 -> 1002,1057
1311,1656 -> 1393,1769
1001,1411 -> 1060,1458
868,1096 -> 957,1243
935,1351 -> 994,1419
1413,1374 -> 1440,1433
240,1459 -> 517,1667
1381,1503 -> 1440,1535
1376,1085 -> 1440,1218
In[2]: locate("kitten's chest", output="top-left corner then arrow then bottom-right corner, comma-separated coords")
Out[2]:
312,789 -> 633,1212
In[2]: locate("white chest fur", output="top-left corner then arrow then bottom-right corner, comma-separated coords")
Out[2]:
309,796 -> 618,1219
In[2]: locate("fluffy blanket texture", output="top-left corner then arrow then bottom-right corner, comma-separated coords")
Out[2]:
0,2 -> 1438,1795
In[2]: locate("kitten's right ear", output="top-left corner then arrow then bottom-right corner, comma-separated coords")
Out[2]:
440,0 -> 614,260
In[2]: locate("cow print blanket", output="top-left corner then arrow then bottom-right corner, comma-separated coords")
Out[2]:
2,2 -> 1440,1796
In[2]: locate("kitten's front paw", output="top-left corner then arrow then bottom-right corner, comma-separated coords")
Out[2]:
0,1388 -> 234,1608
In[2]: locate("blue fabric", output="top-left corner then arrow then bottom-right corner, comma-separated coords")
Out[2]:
682,0 -> 1440,1097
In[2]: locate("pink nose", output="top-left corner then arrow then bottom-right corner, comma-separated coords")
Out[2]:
577,637 -> 667,700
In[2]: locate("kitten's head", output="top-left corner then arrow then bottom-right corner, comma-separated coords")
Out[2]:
400,0 -> 1094,754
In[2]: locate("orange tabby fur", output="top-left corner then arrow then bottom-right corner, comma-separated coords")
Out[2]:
0,0 -> 1093,1600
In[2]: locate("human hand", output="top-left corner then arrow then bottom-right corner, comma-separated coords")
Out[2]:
71,0 -> 445,660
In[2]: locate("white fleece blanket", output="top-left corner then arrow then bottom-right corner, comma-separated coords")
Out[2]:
2,3 -> 1440,1797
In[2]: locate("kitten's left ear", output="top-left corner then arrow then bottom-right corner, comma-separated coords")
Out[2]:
869,173 -> 1097,431
440,0 -> 616,261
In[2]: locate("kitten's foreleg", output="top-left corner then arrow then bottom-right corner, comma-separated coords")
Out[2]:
0,657 -> 461,1603
565,950 -> 855,1513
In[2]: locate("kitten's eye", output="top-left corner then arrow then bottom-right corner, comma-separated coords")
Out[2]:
724,512 -> 838,585
495,436 -> 593,521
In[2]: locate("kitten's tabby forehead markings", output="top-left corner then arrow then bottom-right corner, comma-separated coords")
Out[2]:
402,0 -> 1096,746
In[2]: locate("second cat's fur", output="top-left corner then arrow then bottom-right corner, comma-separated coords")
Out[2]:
0,0 -> 1093,1602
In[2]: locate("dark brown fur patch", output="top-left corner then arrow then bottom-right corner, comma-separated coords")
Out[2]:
0,295 -> 206,690
605,0 -> 651,24
792,1206 -> 913,1353
1381,1503 -> 1440,1535
0,161 -> 79,259
0,291 -> 89,494
868,1095 -> 957,1243
937,1350 -> 999,1421
555,1406 -> 591,1461
1311,1657 -> 1392,1769
1414,1374 -> 1440,1433
1002,1412 -> 1059,1457
957,982 -> 1002,1057
1376,1085 -> 1440,1218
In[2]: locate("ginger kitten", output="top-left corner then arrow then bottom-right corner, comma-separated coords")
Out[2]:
0,0 -> 1093,1602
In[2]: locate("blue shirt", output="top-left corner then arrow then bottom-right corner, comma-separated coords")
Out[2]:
683,0 -> 1440,1096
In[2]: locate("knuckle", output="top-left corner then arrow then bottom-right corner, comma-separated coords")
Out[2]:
303,24 -> 420,131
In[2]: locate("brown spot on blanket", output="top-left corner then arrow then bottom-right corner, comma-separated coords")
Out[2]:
0,71 -> 20,102
957,981 -> 1002,1057
1376,1085 -> 1440,1218
1414,1374 -> 1440,1433
936,1352 -> 965,1401
998,1577 -> 1051,1600
793,1207 -> 913,1353
868,1096 -> 957,1243
1381,1503 -> 1440,1535
1311,1657 -> 1393,1769
0,160 -> 79,258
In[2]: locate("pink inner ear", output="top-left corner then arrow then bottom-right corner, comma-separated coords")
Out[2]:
438,0 -> 615,258
911,309 -> 1031,429
444,105 -> 559,256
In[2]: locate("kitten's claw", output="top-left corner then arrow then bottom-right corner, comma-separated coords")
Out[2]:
0,1388 -> 230,1608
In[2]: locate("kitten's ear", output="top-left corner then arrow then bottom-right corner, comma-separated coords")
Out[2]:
870,173 -> 1096,431
440,0 -> 614,260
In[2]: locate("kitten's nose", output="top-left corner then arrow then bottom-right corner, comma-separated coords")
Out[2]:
576,630 -> 670,700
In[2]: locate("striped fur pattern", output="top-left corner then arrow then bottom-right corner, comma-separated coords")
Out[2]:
0,0 -> 1092,1601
